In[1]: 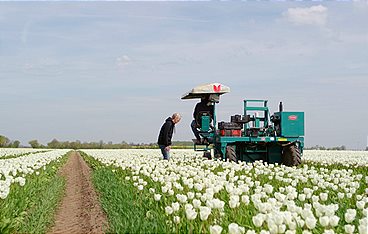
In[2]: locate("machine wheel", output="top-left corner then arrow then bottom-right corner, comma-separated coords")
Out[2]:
226,145 -> 237,163
282,144 -> 301,166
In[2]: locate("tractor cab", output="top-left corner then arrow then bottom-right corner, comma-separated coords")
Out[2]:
181,83 -> 230,152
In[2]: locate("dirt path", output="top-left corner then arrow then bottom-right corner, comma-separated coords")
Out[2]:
49,151 -> 108,234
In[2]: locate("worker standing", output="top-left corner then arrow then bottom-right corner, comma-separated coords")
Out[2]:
157,113 -> 181,160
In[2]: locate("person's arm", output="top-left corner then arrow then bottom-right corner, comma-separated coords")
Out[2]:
167,124 -> 173,146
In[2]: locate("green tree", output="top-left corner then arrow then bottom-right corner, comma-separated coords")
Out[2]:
47,139 -> 60,149
29,139 -> 40,148
0,135 -> 10,147
11,140 -> 20,148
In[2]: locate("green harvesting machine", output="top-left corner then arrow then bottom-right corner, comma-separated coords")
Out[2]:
182,83 -> 305,166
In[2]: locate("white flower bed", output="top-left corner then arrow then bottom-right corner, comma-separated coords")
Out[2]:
82,149 -> 368,234
0,149 -> 69,199
303,150 -> 368,167
0,148 -> 49,158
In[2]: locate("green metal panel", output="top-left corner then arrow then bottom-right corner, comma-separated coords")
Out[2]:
201,115 -> 210,132
276,112 -> 304,137
267,143 -> 282,164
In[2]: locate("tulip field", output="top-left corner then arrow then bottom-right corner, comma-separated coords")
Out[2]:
0,148 -> 367,234
80,149 -> 368,234
0,149 -> 69,233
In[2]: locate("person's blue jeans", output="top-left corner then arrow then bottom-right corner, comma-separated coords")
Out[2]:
159,145 -> 170,160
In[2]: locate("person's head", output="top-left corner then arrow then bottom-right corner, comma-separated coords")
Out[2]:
172,113 -> 181,124
201,95 -> 210,102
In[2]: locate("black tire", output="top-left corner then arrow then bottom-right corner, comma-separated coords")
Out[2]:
226,145 -> 237,163
282,144 -> 301,166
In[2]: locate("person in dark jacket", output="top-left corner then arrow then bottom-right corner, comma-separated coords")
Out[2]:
158,113 -> 181,160
191,96 -> 214,143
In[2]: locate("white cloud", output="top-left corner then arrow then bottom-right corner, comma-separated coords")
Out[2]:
116,55 -> 132,68
284,5 -> 328,26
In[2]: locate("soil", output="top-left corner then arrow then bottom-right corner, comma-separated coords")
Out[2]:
49,151 -> 108,234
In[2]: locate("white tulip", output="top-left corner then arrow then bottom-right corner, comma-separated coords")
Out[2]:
320,192 -> 328,201
154,194 -> 161,201
165,206 -> 173,215
246,230 -> 256,234
171,202 -> 180,212
241,195 -> 250,204
252,214 -> 264,227
344,224 -> 355,234
199,206 -> 211,221
210,225 -> 223,234
305,217 -> 317,229
173,216 -> 180,224
228,223 -> 241,234
329,215 -> 339,227
357,201 -> 365,210
319,216 -> 330,227
185,208 -> 197,220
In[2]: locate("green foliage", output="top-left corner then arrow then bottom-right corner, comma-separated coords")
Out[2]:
305,145 -> 347,150
28,139 -> 41,148
0,153 -> 69,233
0,135 -> 21,148
81,152 -> 170,233
0,135 -> 10,147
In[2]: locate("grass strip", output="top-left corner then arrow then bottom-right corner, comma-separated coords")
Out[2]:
81,151 -> 170,234
0,151 -> 69,234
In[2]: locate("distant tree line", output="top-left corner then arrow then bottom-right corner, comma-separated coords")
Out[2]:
0,135 -> 21,148
0,134 -> 193,149
27,139 -> 194,150
1,134 -> 367,150
305,145 -> 347,151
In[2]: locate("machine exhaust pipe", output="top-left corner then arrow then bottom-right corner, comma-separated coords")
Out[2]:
279,102 -> 283,112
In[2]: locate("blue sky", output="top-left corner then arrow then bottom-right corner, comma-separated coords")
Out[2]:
0,2 -> 367,149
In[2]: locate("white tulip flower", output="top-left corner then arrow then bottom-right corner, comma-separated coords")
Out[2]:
199,206 -> 211,221
329,215 -> 339,227
185,208 -> 197,220
241,195 -> 250,205
298,194 -> 306,202
252,214 -> 265,227
210,225 -> 223,234
165,206 -> 173,215
345,209 -> 356,223
228,223 -> 241,234
320,193 -> 328,202
344,224 -> 355,234
260,230 -> 270,234
305,217 -> 317,229
173,216 -> 180,224
191,199 -> 200,208
357,201 -> 365,210
154,194 -> 161,201
319,216 -> 330,227
187,192 -> 195,200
